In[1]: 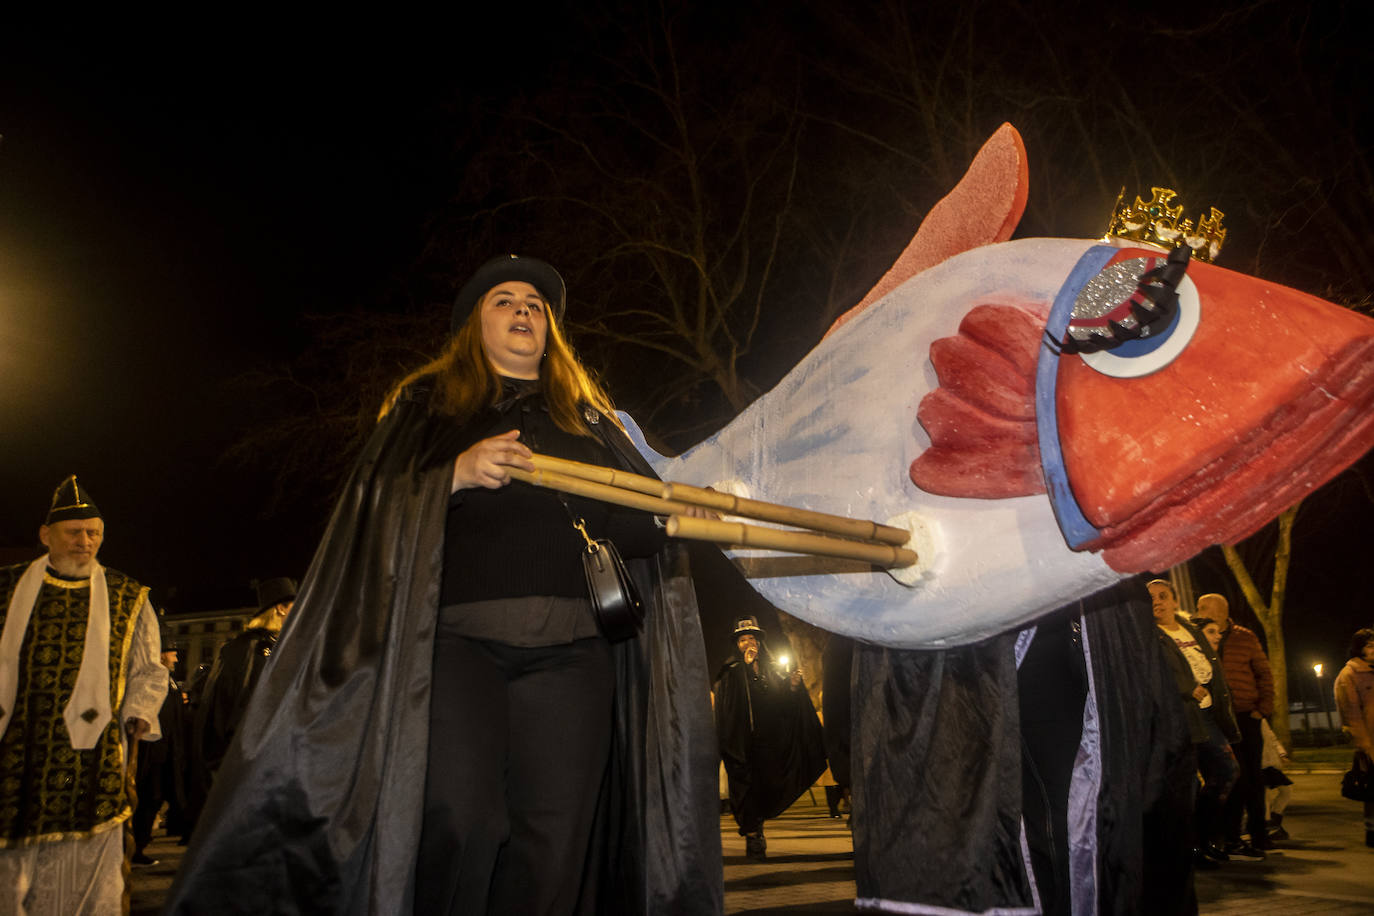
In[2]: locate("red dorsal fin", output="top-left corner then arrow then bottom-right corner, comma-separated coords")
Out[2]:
828,124 -> 1029,337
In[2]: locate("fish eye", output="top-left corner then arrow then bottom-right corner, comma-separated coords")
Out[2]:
1062,253 -> 1201,379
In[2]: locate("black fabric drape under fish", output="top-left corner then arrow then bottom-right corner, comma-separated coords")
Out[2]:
163,384 -> 722,915
850,580 -> 1194,915
851,630 -> 1031,912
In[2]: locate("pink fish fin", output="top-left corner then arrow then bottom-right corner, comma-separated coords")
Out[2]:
827,123 -> 1029,337
910,302 -> 1047,498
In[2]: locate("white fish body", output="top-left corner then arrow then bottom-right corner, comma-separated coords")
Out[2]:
622,236 -> 1119,648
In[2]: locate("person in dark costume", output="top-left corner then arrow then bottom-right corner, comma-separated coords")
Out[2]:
195,577 -> 296,776
165,255 -> 722,915
0,477 -> 167,913
183,577 -> 295,836
131,636 -> 190,863
821,632 -> 854,820
713,615 -> 826,859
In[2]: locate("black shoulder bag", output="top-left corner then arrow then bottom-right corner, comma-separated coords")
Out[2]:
559,495 -> 644,642
1341,751 -> 1374,803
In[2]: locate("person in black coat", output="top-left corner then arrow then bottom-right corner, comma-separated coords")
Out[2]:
184,577 -> 295,835
165,256 -> 721,916
195,578 -> 296,775
131,638 -> 190,862
713,615 -> 827,859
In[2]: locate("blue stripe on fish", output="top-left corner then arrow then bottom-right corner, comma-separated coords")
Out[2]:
1037,245 -> 1115,548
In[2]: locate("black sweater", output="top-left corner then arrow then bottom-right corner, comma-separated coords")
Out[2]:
440,381 -> 665,605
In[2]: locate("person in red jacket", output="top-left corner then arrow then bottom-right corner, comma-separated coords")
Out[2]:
1197,593 -> 1275,856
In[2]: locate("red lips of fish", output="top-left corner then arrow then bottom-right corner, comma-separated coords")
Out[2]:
910,257 -> 1374,573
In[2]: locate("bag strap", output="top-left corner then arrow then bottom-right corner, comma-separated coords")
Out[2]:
556,492 -> 598,553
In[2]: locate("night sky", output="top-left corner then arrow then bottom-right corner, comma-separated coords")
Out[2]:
1,31 -> 473,605
2,14 -> 1371,678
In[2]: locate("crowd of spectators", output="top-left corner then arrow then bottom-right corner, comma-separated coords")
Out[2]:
1150,578 -> 1374,875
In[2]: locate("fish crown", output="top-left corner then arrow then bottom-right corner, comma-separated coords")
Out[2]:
1105,186 -> 1227,264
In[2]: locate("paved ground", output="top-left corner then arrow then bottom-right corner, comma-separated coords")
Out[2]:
131,773 -> 1371,914
721,773 -> 1374,914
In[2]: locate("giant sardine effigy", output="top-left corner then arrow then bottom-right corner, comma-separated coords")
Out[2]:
621,124 -> 1374,647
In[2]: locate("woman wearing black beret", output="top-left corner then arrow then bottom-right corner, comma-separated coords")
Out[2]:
167,256 -> 722,915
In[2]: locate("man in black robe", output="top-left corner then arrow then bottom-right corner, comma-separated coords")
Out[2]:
194,577 -> 296,776
184,577 -> 295,836
713,615 -> 827,859
132,637 -> 190,862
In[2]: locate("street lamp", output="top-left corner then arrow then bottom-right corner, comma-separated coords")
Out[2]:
1313,662 -> 1334,745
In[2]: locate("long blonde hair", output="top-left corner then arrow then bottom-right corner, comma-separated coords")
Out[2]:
382,293 -> 616,436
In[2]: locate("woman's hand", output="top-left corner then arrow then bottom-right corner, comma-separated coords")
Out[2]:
682,485 -> 721,520
452,429 -> 534,491
1192,685 -> 1210,703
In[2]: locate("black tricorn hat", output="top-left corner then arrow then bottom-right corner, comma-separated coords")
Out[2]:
450,254 -> 566,334
255,577 -> 298,612
45,475 -> 101,525
732,616 -> 765,638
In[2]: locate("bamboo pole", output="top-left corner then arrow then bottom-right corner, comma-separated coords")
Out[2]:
530,453 -> 668,498
510,464 -> 917,567
508,467 -> 698,517
666,516 -> 918,569
661,481 -> 910,546
527,451 -> 909,546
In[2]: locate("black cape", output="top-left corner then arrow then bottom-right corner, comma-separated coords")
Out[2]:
165,387 -> 723,915
194,626 -> 277,773
850,580 -> 1195,915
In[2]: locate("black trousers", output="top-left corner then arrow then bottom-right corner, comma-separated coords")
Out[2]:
413,633 -> 614,916
132,758 -> 165,852
1225,713 -> 1266,842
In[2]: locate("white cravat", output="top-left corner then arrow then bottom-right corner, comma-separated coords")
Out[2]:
0,555 -> 113,749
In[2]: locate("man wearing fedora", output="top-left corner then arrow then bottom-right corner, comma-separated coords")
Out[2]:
194,577 -> 296,781
713,615 -> 827,858
0,476 -> 167,913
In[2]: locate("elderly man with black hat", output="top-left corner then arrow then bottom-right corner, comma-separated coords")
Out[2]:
713,615 -> 827,859
0,476 -> 167,914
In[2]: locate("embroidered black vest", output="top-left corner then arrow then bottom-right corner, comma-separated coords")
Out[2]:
0,564 -> 146,846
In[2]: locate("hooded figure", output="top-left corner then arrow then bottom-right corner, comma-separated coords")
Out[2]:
712,615 -> 827,858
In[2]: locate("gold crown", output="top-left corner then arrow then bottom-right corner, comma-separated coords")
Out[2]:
1105,187 -> 1226,263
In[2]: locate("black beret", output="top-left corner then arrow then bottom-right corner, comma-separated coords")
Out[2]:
451,255 -> 566,335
